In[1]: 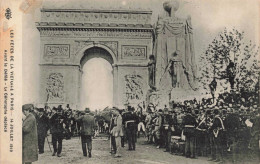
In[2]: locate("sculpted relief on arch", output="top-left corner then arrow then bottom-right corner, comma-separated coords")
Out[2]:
125,74 -> 145,103
46,73 -> 65,102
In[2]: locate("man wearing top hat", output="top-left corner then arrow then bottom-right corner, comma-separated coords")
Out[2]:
22,104 -> 38,164
49,106 -> 65,157
76,107 -> 95,157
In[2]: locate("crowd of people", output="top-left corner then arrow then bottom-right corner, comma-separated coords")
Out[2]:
108,90 -> 260,163
22,91 -> 260,164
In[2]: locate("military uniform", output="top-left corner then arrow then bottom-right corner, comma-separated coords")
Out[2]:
49,108 -> 65,157
195,113 -> 207,156
182,108 -> 197,158
210,110 -> 225,162
123,107 -> 138,150
162,109 -> 173,152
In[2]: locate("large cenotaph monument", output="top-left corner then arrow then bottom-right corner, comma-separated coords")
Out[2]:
148,1 -> 198,107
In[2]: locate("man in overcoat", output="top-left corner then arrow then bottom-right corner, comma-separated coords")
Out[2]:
112,108 -> 124,157
22,104 -> 38,164
76,108 -> 96,157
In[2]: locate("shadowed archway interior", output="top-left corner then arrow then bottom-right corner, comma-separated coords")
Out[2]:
80,47 -> 114,66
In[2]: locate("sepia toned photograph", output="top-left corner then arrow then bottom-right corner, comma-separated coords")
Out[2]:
0,0 -> 259,164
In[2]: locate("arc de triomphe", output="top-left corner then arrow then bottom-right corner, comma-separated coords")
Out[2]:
36,8 -> 153,109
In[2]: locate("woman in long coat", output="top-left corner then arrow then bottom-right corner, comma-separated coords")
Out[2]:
22,104 -> 38,164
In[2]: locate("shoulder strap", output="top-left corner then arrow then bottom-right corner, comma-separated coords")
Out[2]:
216,116 -> 225,130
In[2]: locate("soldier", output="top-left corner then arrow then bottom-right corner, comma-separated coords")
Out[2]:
182,107 -> 197,158
162,107 -> 173,152
49,107 -> 65,157
36,108 -> 49,154
137,112 -> 146,138
124,106 -> 138,151
195,108 -> 207,157
210,108 -> 225,163
76,108 -> 95,157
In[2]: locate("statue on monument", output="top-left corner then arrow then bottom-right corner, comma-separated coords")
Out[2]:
148,54 -> 156,90
168,50 -> 183,88
154,1 -> 197,91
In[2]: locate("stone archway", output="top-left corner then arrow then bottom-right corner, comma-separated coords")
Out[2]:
37,8 -> 153,109
78,46 -> 116,110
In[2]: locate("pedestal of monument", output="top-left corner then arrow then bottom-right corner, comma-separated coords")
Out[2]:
170,87 -> 199,102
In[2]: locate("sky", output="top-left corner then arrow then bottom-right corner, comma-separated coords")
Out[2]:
22,0 -> 259,109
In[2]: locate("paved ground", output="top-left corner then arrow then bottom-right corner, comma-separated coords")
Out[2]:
35,135 -> 259,164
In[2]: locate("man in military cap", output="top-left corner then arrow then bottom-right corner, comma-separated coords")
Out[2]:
76,107 -> 95,157
22,104 -> 38,164
49,106 -> 65,157
123,106 -> 138,151
36,108 -> 49,154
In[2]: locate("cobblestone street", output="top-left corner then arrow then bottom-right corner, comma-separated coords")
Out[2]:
35,136 -> 216,164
